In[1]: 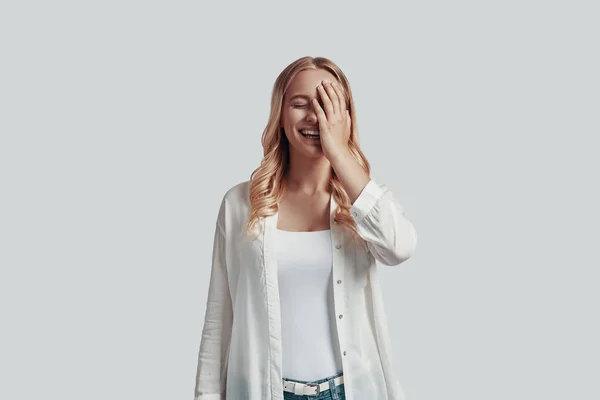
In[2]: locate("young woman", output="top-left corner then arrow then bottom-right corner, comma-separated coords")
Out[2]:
194,56 -> 418,400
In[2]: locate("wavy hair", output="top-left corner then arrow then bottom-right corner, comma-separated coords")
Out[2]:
244,56 -> 371,241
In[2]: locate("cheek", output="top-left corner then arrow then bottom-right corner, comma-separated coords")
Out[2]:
288,111 -> 306,124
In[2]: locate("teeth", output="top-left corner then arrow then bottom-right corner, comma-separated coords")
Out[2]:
300,129 -> 320,136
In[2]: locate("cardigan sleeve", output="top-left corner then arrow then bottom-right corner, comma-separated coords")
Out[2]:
194,220 -> 233,400
350,179 -> 418,266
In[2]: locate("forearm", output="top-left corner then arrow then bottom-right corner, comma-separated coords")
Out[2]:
328,147 -> 371,204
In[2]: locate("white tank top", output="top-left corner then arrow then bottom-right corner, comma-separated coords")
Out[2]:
276,228 -> 344,381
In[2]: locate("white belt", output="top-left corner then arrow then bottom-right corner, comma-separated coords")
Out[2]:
282,375 -> 344,396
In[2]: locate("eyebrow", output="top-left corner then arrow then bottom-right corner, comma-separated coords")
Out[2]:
289,94 -> 312,101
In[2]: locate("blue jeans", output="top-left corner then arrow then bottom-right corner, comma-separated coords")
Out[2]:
282,371 -> 346,400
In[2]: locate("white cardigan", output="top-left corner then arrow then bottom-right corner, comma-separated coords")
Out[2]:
194,178 -> 418,400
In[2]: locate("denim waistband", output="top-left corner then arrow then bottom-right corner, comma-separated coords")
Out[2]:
282,371 -> 345,399
282,370 -> 344,385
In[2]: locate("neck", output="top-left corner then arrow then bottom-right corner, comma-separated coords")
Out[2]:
284,154 -> 332,195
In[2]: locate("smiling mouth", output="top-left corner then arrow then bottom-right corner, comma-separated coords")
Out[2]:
299,129 -> 320,139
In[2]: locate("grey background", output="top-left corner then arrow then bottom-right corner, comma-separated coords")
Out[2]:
1,1 -> 598,399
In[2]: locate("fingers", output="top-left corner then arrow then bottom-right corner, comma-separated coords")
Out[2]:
316,80 -> 348,125
317,83 -> 335,118
322,81 -> 341,115
331,82 -> 347,115
311,98 -> 327,125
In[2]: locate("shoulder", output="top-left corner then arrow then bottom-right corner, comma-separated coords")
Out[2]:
215,179 -> 251,229
221,179 -> 251,207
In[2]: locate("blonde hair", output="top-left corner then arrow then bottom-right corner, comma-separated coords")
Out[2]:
244,56 -> 371,241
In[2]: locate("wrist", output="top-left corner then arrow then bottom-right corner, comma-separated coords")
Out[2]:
329,146 -> 352,164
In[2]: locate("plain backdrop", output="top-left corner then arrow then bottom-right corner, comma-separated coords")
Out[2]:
1,1 -> 598,399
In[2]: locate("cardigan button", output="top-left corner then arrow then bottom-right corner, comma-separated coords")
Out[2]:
339,314 -> 343,319
335,244 -> 342,249
337,280 -> 342,284
343,351 -> 347,356
352,211 -> 358,217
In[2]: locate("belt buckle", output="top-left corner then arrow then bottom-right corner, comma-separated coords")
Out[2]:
306,382 -> 320,395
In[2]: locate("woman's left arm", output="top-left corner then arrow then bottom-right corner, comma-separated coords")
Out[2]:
349,179 -> 418,266
314,80 -> 417,265
329,149 -> 418,266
